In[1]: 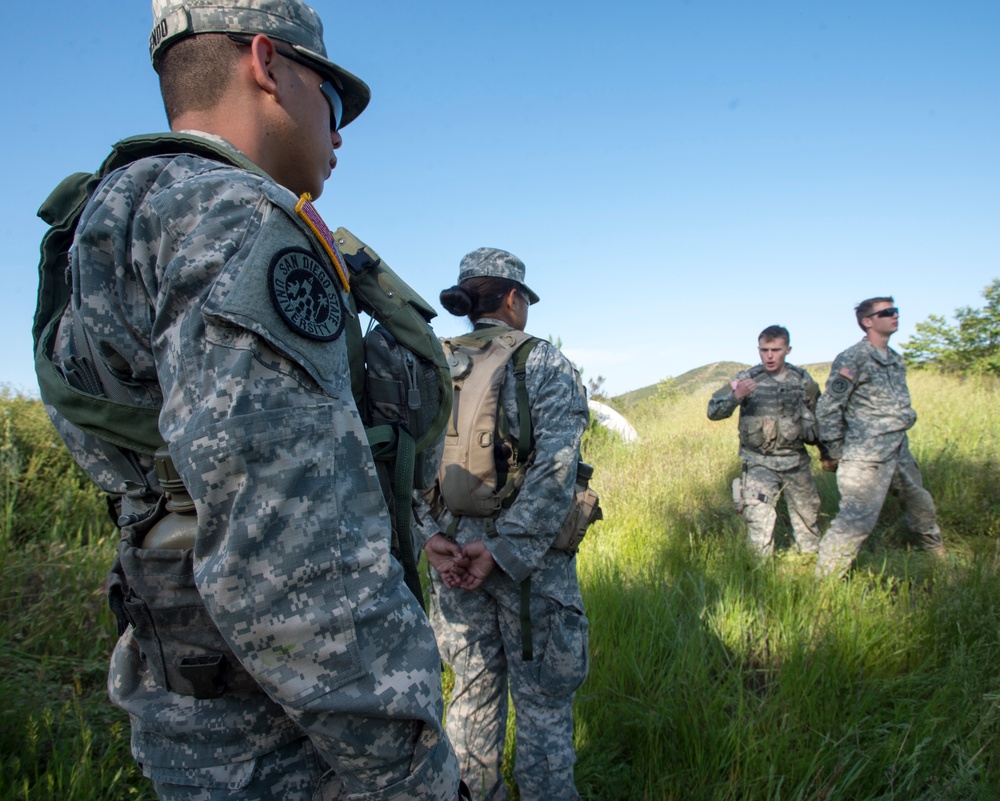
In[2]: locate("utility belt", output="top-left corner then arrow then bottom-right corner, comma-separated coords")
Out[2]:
106,451 -> 260,700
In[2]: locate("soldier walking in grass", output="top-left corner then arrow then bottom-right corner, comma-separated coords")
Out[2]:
815,297 -> 945,578
708,325 -> 826,556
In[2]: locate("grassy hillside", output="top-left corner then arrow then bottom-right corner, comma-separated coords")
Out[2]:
3,369 -> 1000,800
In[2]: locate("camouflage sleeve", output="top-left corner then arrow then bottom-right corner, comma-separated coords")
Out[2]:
707,382 -> 738,420
801,368 -> 829,457
707,370 -> 747,420
802,369 -> 821,411
487,341 -> 589,584
412,488 -> 453,548
816,353 -> 856,459
134,170 -> 455,793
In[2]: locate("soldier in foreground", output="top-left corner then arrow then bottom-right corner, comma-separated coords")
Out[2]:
417,249 -> 591,800
708,325 -> 825,556
815,298 -> 945,578
36,1 -> 463,798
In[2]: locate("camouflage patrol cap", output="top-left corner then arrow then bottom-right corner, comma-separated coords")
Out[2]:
458,248 -> 540,304
149,0 -> 370,127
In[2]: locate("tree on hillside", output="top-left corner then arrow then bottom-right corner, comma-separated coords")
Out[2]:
903,278 -> 1000,375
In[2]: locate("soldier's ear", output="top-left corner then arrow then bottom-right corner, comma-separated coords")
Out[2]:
248,34 -> 281,99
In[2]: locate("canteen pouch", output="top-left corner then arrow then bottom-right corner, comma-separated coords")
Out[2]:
552,476 -> 602,555
107,496 -> 259,699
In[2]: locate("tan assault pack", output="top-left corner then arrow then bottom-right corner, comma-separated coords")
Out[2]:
437,327 -> 537,516
436,326 -> 601,554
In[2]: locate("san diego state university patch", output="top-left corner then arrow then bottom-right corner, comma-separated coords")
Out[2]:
268,247 -> 345,341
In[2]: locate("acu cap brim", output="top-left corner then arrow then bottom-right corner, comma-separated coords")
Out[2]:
457,247 -> 540,304
149,1 -> 370,128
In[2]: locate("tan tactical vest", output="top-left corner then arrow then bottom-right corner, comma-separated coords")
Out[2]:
737,365 -> 818,453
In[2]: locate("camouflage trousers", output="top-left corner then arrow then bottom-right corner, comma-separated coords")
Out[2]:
816,455 -> 942,578
151,736 -> 333,800
740,462 -> 822,556
430,553 -> 588,801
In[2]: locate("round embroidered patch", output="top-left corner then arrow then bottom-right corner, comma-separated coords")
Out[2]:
269,247 -> 345,341
829,376 -> 851,397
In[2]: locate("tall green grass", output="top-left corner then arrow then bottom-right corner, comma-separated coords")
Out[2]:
0,388 -> 151,800
2,372 -> 999,800
574,372 -> 1000,800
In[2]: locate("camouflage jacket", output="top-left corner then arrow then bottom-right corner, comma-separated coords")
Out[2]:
45,133 -> 454,792
707,363 -> 822,470
416,319 -> 589,584
816,339 -> 917,462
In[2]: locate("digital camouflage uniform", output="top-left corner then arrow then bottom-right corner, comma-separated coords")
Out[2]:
44,133 -> 459,800
815,339 -> 942,577
708,364 -> 824,556
415,319 -> 590,801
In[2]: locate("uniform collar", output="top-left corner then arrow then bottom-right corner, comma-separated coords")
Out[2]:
862,338 -> 900,365
473,317 -> 512,331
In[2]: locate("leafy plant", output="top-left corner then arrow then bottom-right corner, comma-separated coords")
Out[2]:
904,279 -> 1000,375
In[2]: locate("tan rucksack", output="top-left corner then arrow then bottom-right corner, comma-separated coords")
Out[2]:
435,326 -> 602,556
436,326 -> 538,517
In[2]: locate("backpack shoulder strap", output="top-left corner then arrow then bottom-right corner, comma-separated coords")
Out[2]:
510,336 -> 542,463
102,133 -> 271,180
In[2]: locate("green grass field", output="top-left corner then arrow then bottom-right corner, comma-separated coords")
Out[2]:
2,370 -> 999,800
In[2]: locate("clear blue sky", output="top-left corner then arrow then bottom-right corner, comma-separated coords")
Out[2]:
3,1 -> 998,397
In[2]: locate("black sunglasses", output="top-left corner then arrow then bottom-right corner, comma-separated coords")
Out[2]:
871,307 -> 899,318
227,33 -> 344,131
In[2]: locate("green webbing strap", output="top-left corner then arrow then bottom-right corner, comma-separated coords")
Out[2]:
513,341 -> 540,662
520,577 -> 533,661
365,424 -> 395,453
512,341 -> 537,463
366,424 -> 425,611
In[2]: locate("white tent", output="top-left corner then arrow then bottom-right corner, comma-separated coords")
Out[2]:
588,400 -> 640,444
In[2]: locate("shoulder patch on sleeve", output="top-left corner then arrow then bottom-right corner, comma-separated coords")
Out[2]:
838,366 -> 855,381
269,247 -> 346,341
829,376 -> 851,398
294,194 -> 350,292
